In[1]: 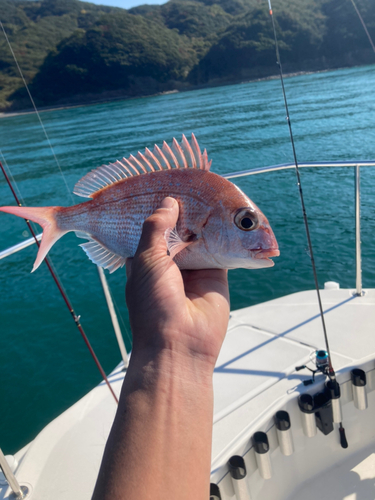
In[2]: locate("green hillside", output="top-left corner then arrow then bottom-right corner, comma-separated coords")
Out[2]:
0,0 -> 374,111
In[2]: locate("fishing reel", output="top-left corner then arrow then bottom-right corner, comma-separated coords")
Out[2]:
296,349 -> 348,449
295,349 -> 331,385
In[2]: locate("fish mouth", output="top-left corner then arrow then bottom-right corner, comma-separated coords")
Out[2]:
252,248 -> 280,260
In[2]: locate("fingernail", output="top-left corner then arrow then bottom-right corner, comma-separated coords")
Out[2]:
159,197 -> 176,209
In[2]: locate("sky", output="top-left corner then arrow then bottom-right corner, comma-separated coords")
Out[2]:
88,0 -> 166,9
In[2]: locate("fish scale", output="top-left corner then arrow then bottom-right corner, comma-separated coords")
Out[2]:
0,134 -> 279,273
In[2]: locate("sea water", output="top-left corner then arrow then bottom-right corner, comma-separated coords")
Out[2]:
1,65 -> 375,454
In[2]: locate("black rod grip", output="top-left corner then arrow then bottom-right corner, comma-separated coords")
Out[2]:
339,427 -> 348,449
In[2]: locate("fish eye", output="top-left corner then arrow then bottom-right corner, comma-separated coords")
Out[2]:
234,208 -> 258,231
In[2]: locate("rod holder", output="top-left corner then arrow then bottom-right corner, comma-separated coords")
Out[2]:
298,394 -> 317,437
351,369 -> 367,410
253,432 -> 272,479
228,455 -> 251,499
326,380 -> 342,423
274,411 -> 294,456
210,483 -> 222,500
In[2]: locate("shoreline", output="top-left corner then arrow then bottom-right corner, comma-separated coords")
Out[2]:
0,68 -> 331,119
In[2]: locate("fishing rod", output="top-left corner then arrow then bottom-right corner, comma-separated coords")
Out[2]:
267,0 -> 348,448
0,160 -> 118,404
0,18 -> 119,403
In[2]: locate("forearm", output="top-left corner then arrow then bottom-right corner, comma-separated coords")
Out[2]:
92,347 -> 215,500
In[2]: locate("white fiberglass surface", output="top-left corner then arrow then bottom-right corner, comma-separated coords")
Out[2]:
231,289 -> 375,360
213,324 -> 312,416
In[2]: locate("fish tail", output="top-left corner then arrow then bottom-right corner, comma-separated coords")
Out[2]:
0,205 -> 67,272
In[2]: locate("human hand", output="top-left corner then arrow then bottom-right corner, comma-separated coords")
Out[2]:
125,197 -> 230,372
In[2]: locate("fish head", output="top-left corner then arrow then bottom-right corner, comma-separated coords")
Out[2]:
201,188 -> 279,269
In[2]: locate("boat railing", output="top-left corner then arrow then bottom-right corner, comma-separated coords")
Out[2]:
1,160 -> 375,366
223,160 -> 375,297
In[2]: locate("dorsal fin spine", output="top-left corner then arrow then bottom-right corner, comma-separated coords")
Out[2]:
144,148 -> 157,171
137,151 -> 154,172
181,134 -> 196,168
113,161 -> 130,178
203,149 -> 211,170
101,166 -> 118,183
154,144 -> 171,170
150,148 -> 164,171
191,134 -> 203,169
145,148 -> 163,171
172,138 -> 187,168
162,141 -> 179,169
107,164 -> 124,181
124,157 -> 140,175
94,171 -> 111,186
130,154 -> 147,173
118,160 -> 135,177
73,134 -> 212,198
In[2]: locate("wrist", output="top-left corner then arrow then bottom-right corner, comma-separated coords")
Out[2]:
125,343 -> 215,393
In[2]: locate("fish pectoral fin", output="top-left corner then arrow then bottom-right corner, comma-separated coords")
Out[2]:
165,227 -> 194,259
79,237 -> 126,274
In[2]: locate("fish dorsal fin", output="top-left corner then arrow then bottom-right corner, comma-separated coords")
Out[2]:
73,133 -> 212,199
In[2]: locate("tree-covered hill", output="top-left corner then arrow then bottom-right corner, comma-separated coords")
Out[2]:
11,10 -> 198,107
1,0 -> 374,111
189,0 -> 326,83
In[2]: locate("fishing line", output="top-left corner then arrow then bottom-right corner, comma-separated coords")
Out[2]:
349,0 -> 375,54
0,148 -> 26,207
267,0 -> 333,376
0,21 -> 122,402
0,19 -> 74,204
0,159 -> 118,403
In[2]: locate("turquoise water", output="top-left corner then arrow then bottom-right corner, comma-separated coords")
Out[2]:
1,65 -> 375,454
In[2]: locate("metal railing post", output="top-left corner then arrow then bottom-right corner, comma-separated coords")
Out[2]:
0,233 -> 42,260
97,266 -> 129,368
355,165 -> 362,296
0,449 -> 29,499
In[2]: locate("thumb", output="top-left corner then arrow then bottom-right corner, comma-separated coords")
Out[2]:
134,197 -> 179,260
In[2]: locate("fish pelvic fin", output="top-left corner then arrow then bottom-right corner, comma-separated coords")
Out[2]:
0,205 -> 66,272
73,134 -> 212,199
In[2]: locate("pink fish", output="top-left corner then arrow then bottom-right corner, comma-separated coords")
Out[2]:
0,134 -> 279,273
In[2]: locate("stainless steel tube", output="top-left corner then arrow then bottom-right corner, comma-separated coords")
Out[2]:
331,398 -> 342,423
228,456 -> 251,499
351,369 -> 368,410
97,266 -> 129,368
253,432 -> 272,479
355,165 -> 362,296
326,380 -> 342,423
210,483 -> 222,500
298,394 -> 317,437
275,411 -> 294,456
0,233 -> 42,260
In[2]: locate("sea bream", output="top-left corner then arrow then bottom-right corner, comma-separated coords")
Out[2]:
0,134 -> 279,273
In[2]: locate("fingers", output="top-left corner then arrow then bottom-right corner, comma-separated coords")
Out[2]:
126,258 -> 133,278
134,197 -> 179,260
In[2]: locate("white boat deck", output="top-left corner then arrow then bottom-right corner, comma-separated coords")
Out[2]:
1,287 -> 374,499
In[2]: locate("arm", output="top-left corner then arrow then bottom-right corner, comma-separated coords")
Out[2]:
92,197 -> 230,500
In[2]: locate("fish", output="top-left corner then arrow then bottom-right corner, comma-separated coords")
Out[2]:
0,134 -> 279,273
